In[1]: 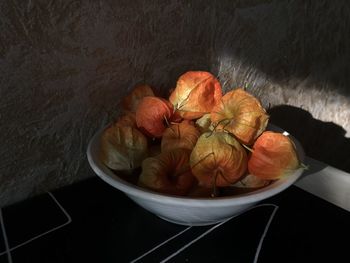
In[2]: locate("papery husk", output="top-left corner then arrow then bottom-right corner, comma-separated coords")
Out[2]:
169,71 -> 222,119
190,132 -> 248,188
232,174 -> 271,188
99,124 -> 148,171
211,88 -> 269,145
138,149 -> 195,196
195,113 -> 214,133
248,131 -> 300,180
114,111 -> 137,128
121,84 -> 155,112
135,96 -> 174,138
161,120 -> 200,152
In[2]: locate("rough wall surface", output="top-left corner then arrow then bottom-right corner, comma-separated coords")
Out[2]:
0,0 -> 349,206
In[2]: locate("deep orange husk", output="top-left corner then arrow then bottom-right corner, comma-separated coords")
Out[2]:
135,96 -> 174,138
169,71 -> 222,119
138,149 -> 196,196
248,131 -> 300,180
211,88 -> 269,145
122,84 -> 155,112
190,132 -> 248,188
161,120 -> 200,152
99,124 -> 148,171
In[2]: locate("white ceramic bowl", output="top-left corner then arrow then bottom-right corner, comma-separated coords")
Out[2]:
87,124 -> 305,226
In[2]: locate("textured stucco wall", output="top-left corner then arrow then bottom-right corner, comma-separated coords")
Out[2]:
1,0 -> 349,207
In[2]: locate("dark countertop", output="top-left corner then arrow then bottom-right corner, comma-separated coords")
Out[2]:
0,176 -> 349,263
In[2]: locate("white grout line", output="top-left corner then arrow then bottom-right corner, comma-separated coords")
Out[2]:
0,192 -> 72,256
0,208 -> 13,263
159,217 -> 231,263
0,195 -> 278,262
253,204 -> 279,263
159,203 -> 279,263
129,206 -> 267,263
130,226 -> 192,263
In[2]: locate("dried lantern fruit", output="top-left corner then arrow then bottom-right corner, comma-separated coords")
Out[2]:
114,111 -> 137,128
161,120 -> 200,152
135,96 -> 174,138
169,71 -> 222,119
99,124 -> 148,171
138,149 -> 195,196
121,84 -> 155,112
195,113 -> 214,133
248,131 -> 300,180
190,132 -> 248,188
211,88 -> 269,145
232,174 -> 271,188
220,173 -> 271,195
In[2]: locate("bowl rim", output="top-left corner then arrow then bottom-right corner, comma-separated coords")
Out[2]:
87,123 -> 305,208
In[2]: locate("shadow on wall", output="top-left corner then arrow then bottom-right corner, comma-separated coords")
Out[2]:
268,105 -> 350,173
211,0 -> 350,145
212,0 -> 350,95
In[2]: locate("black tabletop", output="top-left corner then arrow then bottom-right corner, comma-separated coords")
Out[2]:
0,176 -> 349,263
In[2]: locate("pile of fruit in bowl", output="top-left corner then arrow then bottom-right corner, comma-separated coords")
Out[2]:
87,71 -> 305,226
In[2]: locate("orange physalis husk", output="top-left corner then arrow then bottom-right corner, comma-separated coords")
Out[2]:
114,111 -> 137,128
248,131 -> 300,180
169,71 -> 222,120
190,132 -> 248,188
121,84 -> 155,112
135,96 -> 174,138
161,120 -> 200,152
138,149 -> 196,196
211,88 -> 269,145
99,124 -> 148,171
